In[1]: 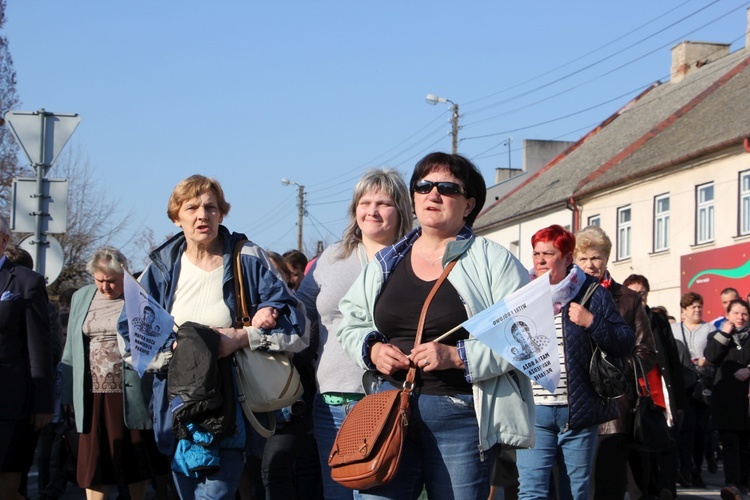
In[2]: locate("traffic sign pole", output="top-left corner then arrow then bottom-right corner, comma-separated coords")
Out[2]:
4,109 -> 80,283
33,111 -> 48,277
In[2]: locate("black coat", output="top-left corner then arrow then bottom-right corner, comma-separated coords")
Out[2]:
704,328 -> 750,430
0,260 -> 53,420
600,282 -> 656,435
167,322 -> 236,439
648,307 -> 686,412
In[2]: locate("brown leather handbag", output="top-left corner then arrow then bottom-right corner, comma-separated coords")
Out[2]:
328,259 -> 457,490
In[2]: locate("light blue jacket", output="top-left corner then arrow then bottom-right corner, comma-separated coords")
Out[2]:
337,227 -> 535,452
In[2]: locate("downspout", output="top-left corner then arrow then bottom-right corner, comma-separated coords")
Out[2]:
745,137 -> 750,153
567,197 -> 580,233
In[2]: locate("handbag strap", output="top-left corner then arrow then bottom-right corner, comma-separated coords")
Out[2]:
232,239 -> 252,328
231,239 -> 279,435
581,282 -> 600,352
580,282 -> 598,307
404,258 -> 458,388
632,355 -> 650,397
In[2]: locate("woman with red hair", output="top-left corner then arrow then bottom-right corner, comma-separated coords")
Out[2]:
516,224 -> 634,499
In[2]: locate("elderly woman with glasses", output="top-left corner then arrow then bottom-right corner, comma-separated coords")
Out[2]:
337,152 -> 533,499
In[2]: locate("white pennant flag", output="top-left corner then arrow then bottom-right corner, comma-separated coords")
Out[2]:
459,274 -> 560,393
123,270 -> 175,376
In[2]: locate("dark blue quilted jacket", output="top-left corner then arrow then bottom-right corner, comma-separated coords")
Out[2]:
562,274 -> 634,430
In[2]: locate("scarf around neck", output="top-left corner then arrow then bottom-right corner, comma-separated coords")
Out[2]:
732,324 -> 750,348
530,264 -> 587,315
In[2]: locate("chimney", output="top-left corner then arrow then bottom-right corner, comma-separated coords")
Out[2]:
494,167 -> 522,184
671,41 -> 730,83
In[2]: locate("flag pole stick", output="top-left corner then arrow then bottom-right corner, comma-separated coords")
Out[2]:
433,324 -> 462,343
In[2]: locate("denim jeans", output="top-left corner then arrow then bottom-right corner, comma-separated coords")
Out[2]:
357,381 -> 495,500
172,449 -> 245,500
312,393 -> 361,500
516,405 -> 598,500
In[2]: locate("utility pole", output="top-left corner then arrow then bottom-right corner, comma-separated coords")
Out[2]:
451,103 -> 460,154
296,183 -> 305,252
426,94 -> 461,154
281,178 -> 306,252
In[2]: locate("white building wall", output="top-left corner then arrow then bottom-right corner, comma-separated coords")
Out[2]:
482,209 -> 572,272
478,148 -> 750,316
579,149 -> 749,313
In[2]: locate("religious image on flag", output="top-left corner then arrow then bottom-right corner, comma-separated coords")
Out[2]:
460,274 -> 560,393
123,270 -> 175,376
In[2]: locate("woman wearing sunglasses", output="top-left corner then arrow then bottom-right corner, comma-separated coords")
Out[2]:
337,152 -> 533,499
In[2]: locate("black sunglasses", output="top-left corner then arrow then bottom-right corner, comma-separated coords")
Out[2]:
413,180 -> 467,196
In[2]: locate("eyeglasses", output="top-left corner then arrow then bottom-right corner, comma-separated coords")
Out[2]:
413,180 -> 467,196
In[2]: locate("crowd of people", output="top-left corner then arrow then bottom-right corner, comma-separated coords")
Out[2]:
0,152 -> 748,500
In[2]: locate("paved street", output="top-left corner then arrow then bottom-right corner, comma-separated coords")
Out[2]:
24,462 -> 734,499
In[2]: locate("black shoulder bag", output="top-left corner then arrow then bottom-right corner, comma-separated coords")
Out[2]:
584,283 -> 628,399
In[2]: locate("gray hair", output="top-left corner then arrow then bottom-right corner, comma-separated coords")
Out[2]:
338,168 -> 413,260
86,246 -> 128,275
0,217 -> 9,237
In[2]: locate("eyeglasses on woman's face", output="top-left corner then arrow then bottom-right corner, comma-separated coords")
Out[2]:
413,180 -> 467,197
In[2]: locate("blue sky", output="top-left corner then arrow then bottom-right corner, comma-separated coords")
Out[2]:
4,1 -> 748,262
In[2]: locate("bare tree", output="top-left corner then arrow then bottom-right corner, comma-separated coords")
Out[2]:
1,2 -> 155,296
43,146 -> 146,296
0,0 -> 28,217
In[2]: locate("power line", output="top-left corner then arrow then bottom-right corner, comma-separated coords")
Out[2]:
462,1 -> 749,130
307,111 -> 450,192
463,0 -> 720,114
306,210 -> 340,240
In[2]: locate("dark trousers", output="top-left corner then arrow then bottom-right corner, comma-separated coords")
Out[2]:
35,420 -> 76,499
678,393 -> 709,474
261,418 -> 323,499
718,429 -> 750,488
627,425 -> 679,499
591,433 -> 629,499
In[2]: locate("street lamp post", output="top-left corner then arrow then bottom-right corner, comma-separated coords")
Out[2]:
281,178 -> 305,252
425,93 -> 460,154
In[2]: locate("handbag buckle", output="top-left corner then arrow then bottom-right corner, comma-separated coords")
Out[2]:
402,380 -> 414,392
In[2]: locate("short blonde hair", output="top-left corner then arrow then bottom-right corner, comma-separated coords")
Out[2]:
167,175 -> 231,222
575,225 -> 612,261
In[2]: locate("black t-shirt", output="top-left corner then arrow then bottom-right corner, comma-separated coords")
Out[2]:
374,248 -> 471,395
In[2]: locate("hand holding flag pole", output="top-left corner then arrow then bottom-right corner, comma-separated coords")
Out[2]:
412,276 -> 561,393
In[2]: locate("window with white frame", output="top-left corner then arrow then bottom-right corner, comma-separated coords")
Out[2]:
617,206 -> 631,260
587,215 -> 601,227
696,183 -> 714,244
653,194 -> 670,252
741,171 -> 750,235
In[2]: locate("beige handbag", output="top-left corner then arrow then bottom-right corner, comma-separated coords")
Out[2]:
231,240 -> 304,438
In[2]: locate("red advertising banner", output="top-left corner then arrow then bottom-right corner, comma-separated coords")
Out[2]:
681,241 -> 750,320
